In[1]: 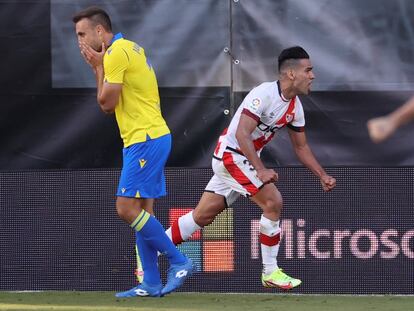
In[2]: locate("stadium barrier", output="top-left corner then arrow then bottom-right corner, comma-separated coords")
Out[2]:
1,168 -> 413,294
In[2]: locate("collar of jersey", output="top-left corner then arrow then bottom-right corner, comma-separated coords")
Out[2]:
276,80 -> 290,103
109,32 -> 123,46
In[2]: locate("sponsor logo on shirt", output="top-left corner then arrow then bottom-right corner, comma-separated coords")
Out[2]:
249,98 -> 261,112
139,159 -> 147,168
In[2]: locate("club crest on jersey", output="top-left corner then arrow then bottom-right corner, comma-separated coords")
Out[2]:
249,98 -> 261,111
285,113 -> 294,123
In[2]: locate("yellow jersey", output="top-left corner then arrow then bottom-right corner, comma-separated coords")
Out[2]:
103,33 -> 170,147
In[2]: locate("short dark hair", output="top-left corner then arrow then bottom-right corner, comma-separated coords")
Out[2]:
72,6 -> 112,32
278,46 -> 309,72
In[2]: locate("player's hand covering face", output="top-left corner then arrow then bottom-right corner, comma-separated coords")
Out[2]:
75,19 -> 103,51
75,18 -> 106,68
79,40 -> 106,69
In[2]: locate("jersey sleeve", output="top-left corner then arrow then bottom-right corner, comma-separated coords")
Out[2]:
240,90 -> 267,122
104,46 -> 129,84
287,99 -> 306,132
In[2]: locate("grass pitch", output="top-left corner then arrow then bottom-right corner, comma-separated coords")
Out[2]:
0,292 -> 413,311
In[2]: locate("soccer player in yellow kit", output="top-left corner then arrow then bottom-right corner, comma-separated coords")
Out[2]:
73,6 -> 192,297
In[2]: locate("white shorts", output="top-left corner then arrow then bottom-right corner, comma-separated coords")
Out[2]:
205,151 -> 264,206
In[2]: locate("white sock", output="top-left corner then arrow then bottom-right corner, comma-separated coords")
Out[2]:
165,211 -> 202,245
260,214 -> 281,275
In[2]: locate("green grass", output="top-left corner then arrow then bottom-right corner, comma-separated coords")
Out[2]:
0,292 -> 413,311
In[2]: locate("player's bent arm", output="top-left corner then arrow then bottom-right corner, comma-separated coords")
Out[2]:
235,114 -> 265,171
288,128 -> 326,178
93,65 -> 121,114
97,82 -> 122,114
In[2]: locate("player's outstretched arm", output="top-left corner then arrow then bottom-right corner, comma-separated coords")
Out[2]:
287,128 -> 336,192
367,96 -> 414,143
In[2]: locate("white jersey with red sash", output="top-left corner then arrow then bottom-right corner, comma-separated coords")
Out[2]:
206,81 -> 306,200
214,81 -> 305,159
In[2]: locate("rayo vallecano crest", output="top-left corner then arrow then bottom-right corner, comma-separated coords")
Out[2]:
285,113 -> 294,123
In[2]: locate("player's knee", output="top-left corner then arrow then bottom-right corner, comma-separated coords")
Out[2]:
263,193 -> 283,214
193,205 -> 221,227
116,198 -> 132,221
192,193 -> 227,227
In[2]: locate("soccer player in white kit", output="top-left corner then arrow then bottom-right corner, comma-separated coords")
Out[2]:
165,46 -> 336,290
